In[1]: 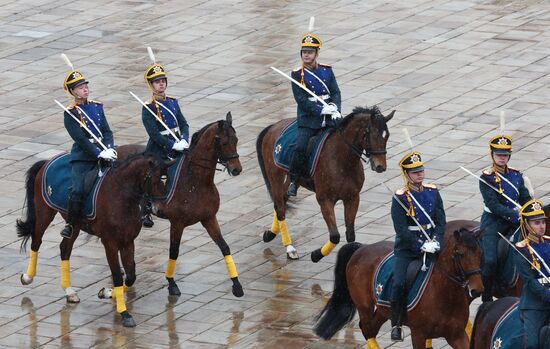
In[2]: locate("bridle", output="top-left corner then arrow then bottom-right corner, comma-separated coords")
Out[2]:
344,113 -> 388,164
190,121 -> 239,172
112,156 -> 168,201
438,242 -> 482,289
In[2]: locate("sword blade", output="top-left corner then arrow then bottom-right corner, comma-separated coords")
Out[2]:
460,166 -> 521,209
270,66 -> 329,107
128,91 -> 179,141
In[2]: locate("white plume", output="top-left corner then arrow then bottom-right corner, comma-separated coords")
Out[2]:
147,46 -> 156,64
308,17 -> 315,32
402,128 -> 413,149
60,53 -> 74,71
500,110 -> 506,133
524,175 -> 535,198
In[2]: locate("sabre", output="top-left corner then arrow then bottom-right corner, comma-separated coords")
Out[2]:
498,232 -> 550,283
270,66 -> 329,107
459,166 -> 521,209
128,91 -> 179,142
382,182 -> 433,242
54,99 -> 108,151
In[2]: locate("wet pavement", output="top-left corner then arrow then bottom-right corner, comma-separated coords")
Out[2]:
1,0 -> 550,348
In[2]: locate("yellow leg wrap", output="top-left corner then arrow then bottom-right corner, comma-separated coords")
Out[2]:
26,250 -> 38,277
224,255 -> 238,278
270,211 -> 280,234
114,286 -> 127,313
165,259 -> 177,279
279,220 -> 292,246
60,260 -> 71,289
466,319 -> 473,340
321,241 -> 337,256
366,338 -> 381,349
123,285 -> 129,292
425,339 -> 433,348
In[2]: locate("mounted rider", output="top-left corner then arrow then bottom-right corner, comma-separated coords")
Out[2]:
141,47 -> 190,227
479,126 -> 531,302
514,198 -> 550,349
390,144 -> 446,341
60,54 -> 117,239
286,17 -> 342,197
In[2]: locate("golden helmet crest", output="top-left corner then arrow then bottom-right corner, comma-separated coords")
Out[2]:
63,70 -> 88,91
144,64 -> 167,84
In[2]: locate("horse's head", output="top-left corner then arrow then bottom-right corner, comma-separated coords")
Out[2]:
143,156 -> 174,200
341,106 -> 394,173
215,112 -> 242,176
444,228 -> 484,298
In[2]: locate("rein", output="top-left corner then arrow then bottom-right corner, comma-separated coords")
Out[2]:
339,115 -> 387,164
111,157 -> 166,201
436,245 -> 482,288
188,121 -> 239,172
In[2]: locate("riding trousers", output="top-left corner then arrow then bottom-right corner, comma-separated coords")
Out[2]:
70,160 -> 97,197
391,255 -> 416,303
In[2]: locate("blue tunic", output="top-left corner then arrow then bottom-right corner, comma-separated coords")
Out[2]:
290,64 -> 341,130
142,96 -> 189,159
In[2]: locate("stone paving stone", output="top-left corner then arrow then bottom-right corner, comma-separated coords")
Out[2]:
1,0 -> 550,348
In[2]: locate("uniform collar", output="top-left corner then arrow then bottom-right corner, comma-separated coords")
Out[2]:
75,98 -> 88,105
527,233 -> 544,245
493,164 -> 508,174
153,93 -> 167,101
407,183 -> 424,193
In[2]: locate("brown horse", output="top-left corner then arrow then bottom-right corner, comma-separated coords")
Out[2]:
118,112 -> 244,297
16,153 -> 170,327
314,220 -> 484,349
256,106 -> 394,261
469,297 -> 520,349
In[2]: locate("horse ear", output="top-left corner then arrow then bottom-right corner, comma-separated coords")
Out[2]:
226,112 -> 232,126
385,110 -> 395,122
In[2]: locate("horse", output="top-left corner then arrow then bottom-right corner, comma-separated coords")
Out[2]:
117,112 -> 244,297
314,220 -> 484,349
256,106 -> 394,261
16,153 -> 171,327
469,297 -> 520,349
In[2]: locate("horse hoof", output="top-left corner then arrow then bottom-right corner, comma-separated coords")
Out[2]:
232,282 -> 244,298
98,287 -> 113,299
121,311 -> 136,327
263,230 -> 277,243
66,293 -> 80,304
286,245 -> 299,260
311,249 -> 324,263
20,273 -> 33,285
168,283 -> 181,296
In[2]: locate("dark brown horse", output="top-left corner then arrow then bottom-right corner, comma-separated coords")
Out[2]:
469,297 -> 520,349
314,220 -> 484,349
256,106 -> 394,261
16,153 -> 170,327
118,112 -> 244,297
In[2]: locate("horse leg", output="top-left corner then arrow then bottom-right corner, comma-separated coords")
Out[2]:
21,206 -> 56,285
101,241 -> 136,327
343,195 -> 359,243
120,241 -> 136,292
59,229 -> 81,303
410,330 -> 428,349
201,216 -> 244,297
359,308 -> 386,349
446,331 -> 470,349
311,199 -> 339,263
165,222 -> 184,296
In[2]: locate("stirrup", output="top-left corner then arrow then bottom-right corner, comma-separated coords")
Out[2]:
142,214 -> 154,228
391,326 -> 404,341
60,224 -> 73,239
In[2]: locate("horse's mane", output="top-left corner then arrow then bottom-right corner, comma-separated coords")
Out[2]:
337,105 -> 388,131
455,228 -> 479,251
113,152 -> 160,171
189,119 -> 234,151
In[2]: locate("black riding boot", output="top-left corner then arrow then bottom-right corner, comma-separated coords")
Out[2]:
60,194 -> 84,239
142,197 -> 154,228
390,300 -> 405,341
481,274 -> 494,303
287,151 -> 306,197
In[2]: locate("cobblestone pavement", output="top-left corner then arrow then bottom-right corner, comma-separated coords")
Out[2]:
1,0 -> 550,348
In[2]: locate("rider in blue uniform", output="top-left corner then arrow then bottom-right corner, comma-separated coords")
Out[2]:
514,199 -> 550,349
141,50 -> 189,227
480,134 -> 531,302
390,150 -> 446,341
286,24 -> 342,197
61,67 -> 117,238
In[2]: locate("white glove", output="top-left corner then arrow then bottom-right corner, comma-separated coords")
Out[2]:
98,149 -> 116,161
432,240 -> 440,252
321,104 -> 337,115
420,241 -> 437,254
172,139 -> 189,152
106,148 -> 117,159
331,111 -> 342,119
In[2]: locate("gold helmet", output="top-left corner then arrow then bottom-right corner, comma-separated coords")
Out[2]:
300,17 -> 322,51
61,54 -> 88,93
144,47 -> 167,86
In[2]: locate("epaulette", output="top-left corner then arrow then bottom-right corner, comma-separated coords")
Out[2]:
292,67 -> 302,72
508,167 -> 521,174
544,236 -> 550,241
515,239 -> 528,248
89,99 -> 102,105
395,187 -> 407,196
482,168 -> 494,176
165,95 -> 176,100
318,63 -> 332,68
424,183 -> 437,189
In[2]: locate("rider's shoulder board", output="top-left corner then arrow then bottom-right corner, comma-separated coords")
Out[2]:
482,168 -> 494,176
424,183 -> 437,190
318,63 -> 332,68
395,187 -> 407,196
89,99 -> 102,105
507,167 -> 521,174
516,239 -> 528,248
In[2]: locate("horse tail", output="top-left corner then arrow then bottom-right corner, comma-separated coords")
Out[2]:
314,242 -> 363,339
256,124 -> 273,201
16,160 -> 47,252
469,300 -> 493,349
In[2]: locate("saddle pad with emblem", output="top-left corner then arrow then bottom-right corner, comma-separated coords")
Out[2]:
42,153 -> 108,219
273,120 -> 332,177
490,300 -> 522,349
162,153 -> 185,204
373,252 -> 434,311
